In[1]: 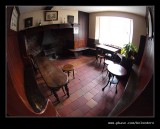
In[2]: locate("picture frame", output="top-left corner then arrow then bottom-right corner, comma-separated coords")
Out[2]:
74,27 -> 79,34
146,7 -> 153,38
24,17 -> 33,28
10,6 -> 18,31
45,11 -> 58,21
67,15 -> 74,24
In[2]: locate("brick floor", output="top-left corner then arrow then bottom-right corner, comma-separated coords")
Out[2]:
37,55 -> 125,117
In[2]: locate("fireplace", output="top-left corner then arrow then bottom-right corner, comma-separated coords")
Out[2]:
22,25 -> 74,58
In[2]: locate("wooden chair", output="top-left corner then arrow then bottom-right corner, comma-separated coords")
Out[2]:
102,52 -> 121,74
95,48 -> 105,66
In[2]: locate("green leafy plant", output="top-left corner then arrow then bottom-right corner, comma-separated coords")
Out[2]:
121,43 -> 137,59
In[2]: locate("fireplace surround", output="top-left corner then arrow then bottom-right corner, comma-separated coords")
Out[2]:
20,24 -> 75,58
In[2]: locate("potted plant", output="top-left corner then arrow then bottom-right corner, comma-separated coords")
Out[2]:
120,43 -> 138,79
121,42 -> 137,60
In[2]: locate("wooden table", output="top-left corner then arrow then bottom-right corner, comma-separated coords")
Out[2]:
102,63 -> 127,94
35,57 -> 69,102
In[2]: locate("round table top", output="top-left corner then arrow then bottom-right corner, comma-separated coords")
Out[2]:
62,64 -> 74,71
108,63 -> 127,76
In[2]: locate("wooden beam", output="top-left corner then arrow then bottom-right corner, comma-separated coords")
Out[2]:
44,6 -> 53,10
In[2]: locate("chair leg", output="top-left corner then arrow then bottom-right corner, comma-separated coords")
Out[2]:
115,80 -> 119,94
106,70 -> 109,76
64,84 -> 70,98
102,63 -> 105,72
67,71 -> 70,77
95,57 -> 98,65
99,58 -> 101,66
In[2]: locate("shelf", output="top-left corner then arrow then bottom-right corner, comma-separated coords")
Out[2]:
20,23 -> 79,32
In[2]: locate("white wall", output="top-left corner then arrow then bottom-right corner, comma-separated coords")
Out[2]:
19,9 -> 78,31
89,11 -> 146,49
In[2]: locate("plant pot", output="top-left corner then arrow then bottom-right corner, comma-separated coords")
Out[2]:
120,56 -> 134,82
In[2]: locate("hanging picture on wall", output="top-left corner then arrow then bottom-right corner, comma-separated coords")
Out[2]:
24,17 -> 33,28
74,27 -> 79,34
10,6 -> 18,31
67,15 -> 74,24
45,11 -> 58,21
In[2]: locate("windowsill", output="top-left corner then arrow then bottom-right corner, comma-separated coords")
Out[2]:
104,44 -> 122,49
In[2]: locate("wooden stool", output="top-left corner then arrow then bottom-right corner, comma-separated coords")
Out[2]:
62,64 -> 75,79
96,53 -> 105,66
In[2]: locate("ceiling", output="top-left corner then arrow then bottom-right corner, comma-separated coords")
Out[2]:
18,6 -> 146,16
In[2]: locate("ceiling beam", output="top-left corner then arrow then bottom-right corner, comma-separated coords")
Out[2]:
44,6 -> 53,10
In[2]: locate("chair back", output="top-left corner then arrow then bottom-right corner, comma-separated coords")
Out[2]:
112,52 -> 121,64
28,55 -> 38,72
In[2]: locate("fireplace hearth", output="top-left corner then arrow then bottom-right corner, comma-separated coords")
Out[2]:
43,47 -> 58,59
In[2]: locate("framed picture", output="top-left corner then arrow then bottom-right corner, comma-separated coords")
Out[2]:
24,17 -> 33,28
146,7 -> 153,38
67,15 -> 74,24
74,27 -> 79,34
10,6 -> 18,31
45,11 -> 58,21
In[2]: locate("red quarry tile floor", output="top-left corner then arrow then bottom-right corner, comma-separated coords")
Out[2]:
37,55 -> 125,117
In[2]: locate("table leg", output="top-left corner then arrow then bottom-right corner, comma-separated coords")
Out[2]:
115,80 -> 119,94
64,84 -> 70,97
52,90 -> 60,102
102,79 -> 110,91
102,72 -> 111,91
61,87 -> 66,95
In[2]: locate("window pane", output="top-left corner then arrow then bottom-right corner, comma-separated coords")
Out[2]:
99,16 -> 133,48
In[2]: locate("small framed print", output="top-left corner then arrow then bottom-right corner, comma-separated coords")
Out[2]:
74,27 -> 79,34
24,17 -> 33,28
67,15 -> 74,24
45,11 -> 58,21
10,6 -> 18,31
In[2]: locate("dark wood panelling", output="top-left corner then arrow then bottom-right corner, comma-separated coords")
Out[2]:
77,11 -> 89,48
109,37 -> 154,116
119,76 -> 153,116
135,35 -> 146,65
22,23 -> 75,33
7,7 -> 57,116
109,7 -> 154,116
74,11 -> 89,49
87,38 -> 97,48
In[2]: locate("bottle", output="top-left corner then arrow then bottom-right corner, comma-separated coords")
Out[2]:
39,20 -> 41,26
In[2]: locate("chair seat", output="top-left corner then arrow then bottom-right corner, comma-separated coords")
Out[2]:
62,64 -> 74,71
62,64 -> 75,79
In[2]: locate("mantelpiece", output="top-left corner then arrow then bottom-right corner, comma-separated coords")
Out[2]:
20,23 -> 79,33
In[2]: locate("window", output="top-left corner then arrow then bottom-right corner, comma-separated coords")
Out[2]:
96,16 -> 133,48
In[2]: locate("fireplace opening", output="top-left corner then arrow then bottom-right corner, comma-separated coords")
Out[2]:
24,28 -> 74,59
42,30 -> 60,59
